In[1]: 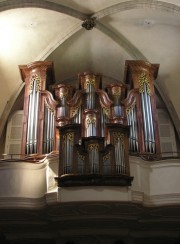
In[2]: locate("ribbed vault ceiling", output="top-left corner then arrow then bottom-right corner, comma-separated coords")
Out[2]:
0,0 -> 179,138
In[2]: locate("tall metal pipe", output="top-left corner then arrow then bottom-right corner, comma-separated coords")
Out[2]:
33,89 -> 39,153
141,91 -> 148,152
132,106 -> 139,151
49,111 -> 53,152
46,109 -> 50,153
26,91 -> 33,154
43,106 -> 48,153
66,136 -> 69,173
130,108 -> 136,151
127,113 -> 132,150
144,84 -> 153,152
29,80 -> 36,154
147,90 -> 155,153
51,114 -> 55,150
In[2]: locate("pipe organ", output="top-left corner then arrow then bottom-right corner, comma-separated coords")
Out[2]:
20,60 -> 161,186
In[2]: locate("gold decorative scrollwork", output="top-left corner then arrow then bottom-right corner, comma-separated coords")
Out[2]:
67,133 -> 74,142
77,151 -> 85,161
85,114 -> 96,128
103,152 -> 110,162
84,75 -> 96,88
113,132 -> 124,144
112,86 -> 121,97
63,132 -> 74,146
59,89 -> 68,99
138,72 -> 151,95
70,102 -> 81,118
29,74 -> 41,94
102,106 -> 111,118
88,144 -> 99,151
99,99 -> 111,118
45,103 -> 55,115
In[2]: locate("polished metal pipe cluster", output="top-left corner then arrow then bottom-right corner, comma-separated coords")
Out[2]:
127,104 -> 139,152
62,133 -> 74,174
73,106 -> 81,124
101,107 -> 105,139
26,79 -> 39,154
86,83 -> 95,109
87,122 -> 96,137
77,154 -> 84,174
114,138 -> 125,174
141,84 -> 155,153
43,106 -> 55,153
88,144 -> 99,174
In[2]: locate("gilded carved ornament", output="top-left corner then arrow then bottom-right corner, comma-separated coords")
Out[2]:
103,152 -> 110,162
29,74 -> 41,94
113,132 -> 124,145
102,106 -> 111,118
44,103 -> 55,114
88,144 -> 99,151
138,72 -> 151,95
112,86 -> 121,97
83,75 -> 96,89
59,89 -> 68,99
126,99 -> 136,115
85,114 -> 96,128
63,133 -> 74,146
70,102 -> 81,118
77,151 -> 85,161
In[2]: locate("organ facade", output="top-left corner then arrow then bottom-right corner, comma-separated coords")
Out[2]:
19,60 -> 161,187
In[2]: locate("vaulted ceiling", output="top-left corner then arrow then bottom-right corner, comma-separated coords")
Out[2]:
0,0 -> 179,139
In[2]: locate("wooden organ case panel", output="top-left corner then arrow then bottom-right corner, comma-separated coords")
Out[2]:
19,61 -> 57,156
124,60 -> 161,159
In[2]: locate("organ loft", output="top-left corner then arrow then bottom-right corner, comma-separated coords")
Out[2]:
19,60 -> 160,186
